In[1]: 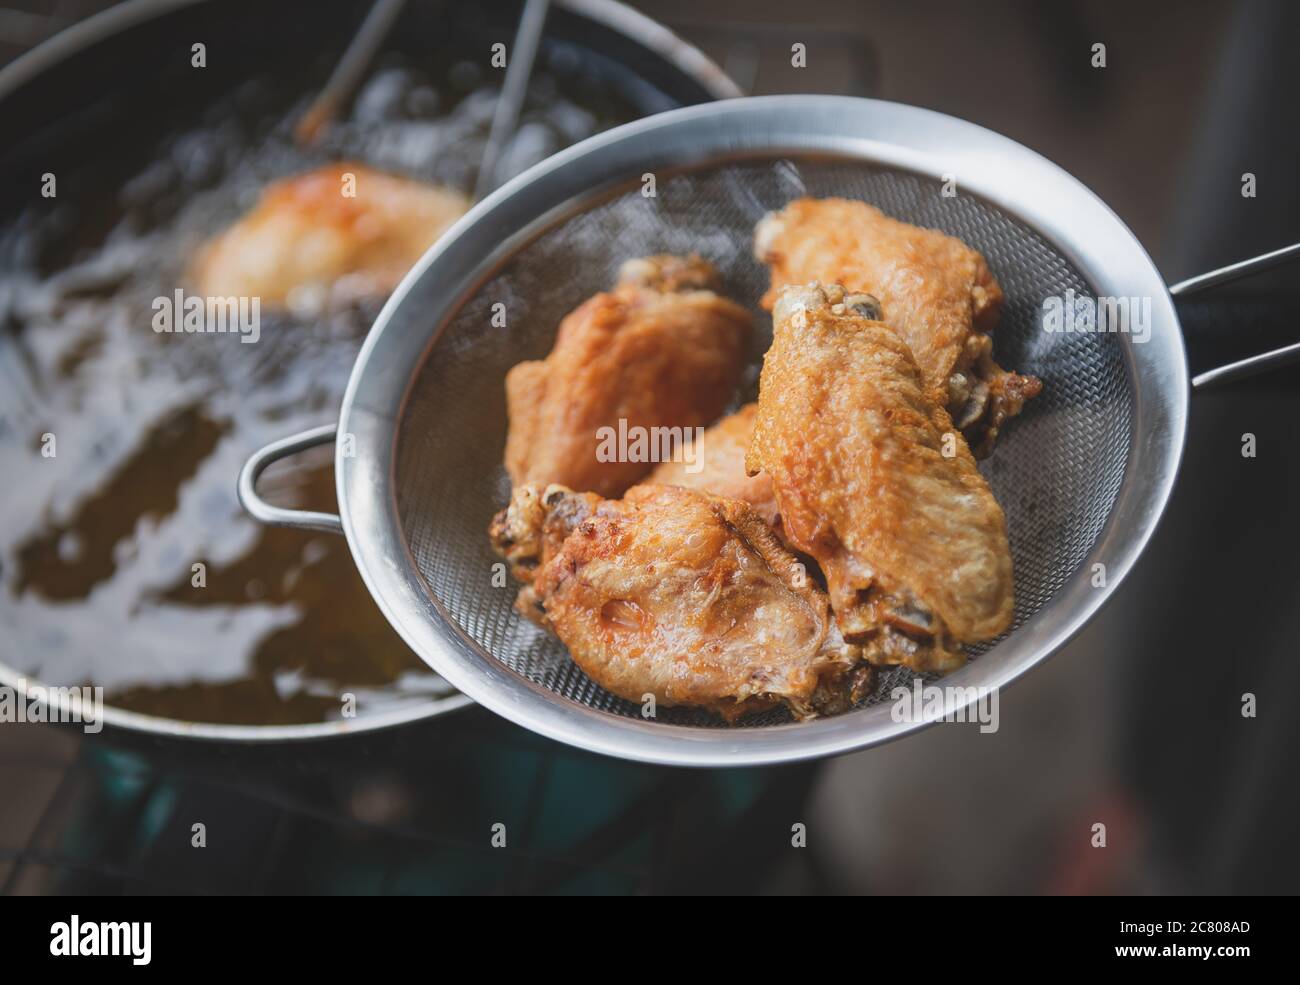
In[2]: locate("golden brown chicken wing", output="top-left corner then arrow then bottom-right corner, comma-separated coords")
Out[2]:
503,255 -> 751,497
192,163 -> 468,307
491,482 -> 871,722
647,403 -> 779,528
755,197 -> 1041,456
487,481 -> 603,586
747,283 -> 1014,673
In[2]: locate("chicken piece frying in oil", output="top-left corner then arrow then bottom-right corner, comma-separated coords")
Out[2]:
489,482 -> 871,722
755,197 -> 1041,457
747,282 -> 1015,673
503,255 -> 751,497
192,163 -> 468,308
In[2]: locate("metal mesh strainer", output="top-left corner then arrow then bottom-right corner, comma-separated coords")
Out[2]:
243,97 -> 1206,764
393,158 -> 1131,727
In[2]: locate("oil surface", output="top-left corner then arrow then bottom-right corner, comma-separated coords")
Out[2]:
0,53 -> 631,725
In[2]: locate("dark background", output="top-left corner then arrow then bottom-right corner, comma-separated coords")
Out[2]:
1,0 -> 1296,894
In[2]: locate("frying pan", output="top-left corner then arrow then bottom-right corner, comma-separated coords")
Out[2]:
0,0 -> 740,741
240,95 -> 1300,765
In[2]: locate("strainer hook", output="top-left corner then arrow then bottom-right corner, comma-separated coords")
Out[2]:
238,424 -> 343,534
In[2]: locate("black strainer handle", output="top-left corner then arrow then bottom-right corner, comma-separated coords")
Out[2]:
237,424 -> 344,534
1169,240 -> 1300,388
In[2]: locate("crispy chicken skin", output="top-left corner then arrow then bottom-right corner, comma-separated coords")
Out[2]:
747,283 -> 1014,673
755,197 -> 1041,456
503,255 -> 751,497
488,481 -> 604,585
647,403 -> 779,528
192,163 -> 468,306
491,482 -> 870,721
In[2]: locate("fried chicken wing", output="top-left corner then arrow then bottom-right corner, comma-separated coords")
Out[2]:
503,255 -> 751,497
755,197 -> 1041,456
192,163 -> 468,307
488,481 -> 603,585
747,283 -> 1014,673
647,403 -> 779,528
491,482 -> 871,721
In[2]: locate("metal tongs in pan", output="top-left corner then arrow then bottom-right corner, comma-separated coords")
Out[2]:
294,0 -> 551,203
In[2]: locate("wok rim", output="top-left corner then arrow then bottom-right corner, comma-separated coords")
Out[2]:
338,94 -> 1189,766
0,0 -> 744,101
0,0 -> 740,742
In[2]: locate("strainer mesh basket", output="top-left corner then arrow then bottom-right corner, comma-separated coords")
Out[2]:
394,157 -> 1132,727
